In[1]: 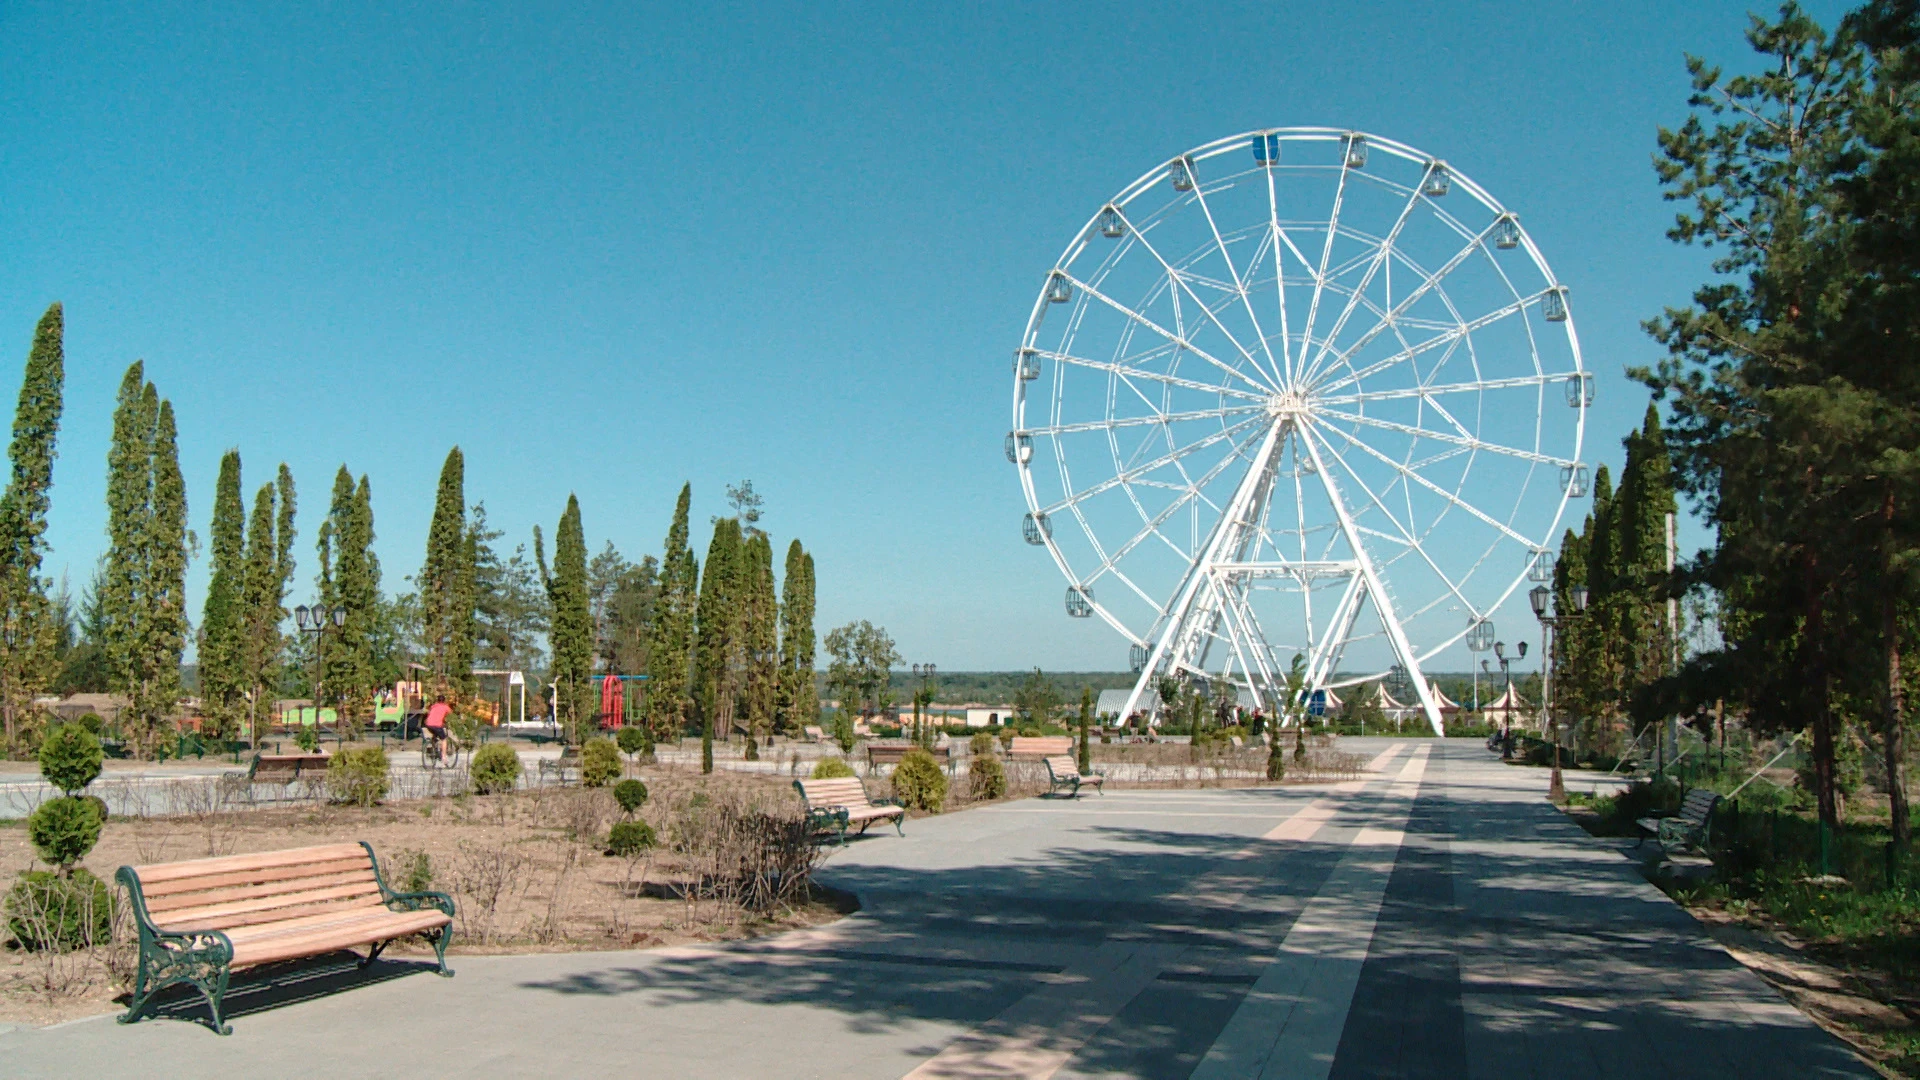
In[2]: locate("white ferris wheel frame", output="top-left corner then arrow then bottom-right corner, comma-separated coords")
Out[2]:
1009,127 -> 1590,734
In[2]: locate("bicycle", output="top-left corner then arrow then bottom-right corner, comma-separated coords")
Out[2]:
421,728 -> 463,771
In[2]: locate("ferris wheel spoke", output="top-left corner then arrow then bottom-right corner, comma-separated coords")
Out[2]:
1301,157 -> 1355,358
1029,404 -> 1266,438
1310,417 -> 1540,548
1264,166 -> 1295,382
1042,351 -> 1270,403
1312,406 -> 1570,468
1065,272 -> 1274,395
1090,423 -> 1272,577
1313,436 -> 1485,619
1186,165 -> 1286,387
1037,413 -> 1269,516
1310,288 -> 1546,396
1298,178 -> 1427,388
1318,373 -> 1561,407
1103,210 -> 1280,393
1299,220 -> 1501,388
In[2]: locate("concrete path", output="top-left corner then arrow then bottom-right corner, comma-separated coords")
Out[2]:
0,739 -> 1870,1078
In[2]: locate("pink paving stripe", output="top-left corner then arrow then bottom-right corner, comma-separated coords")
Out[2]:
1263,799 -> 1337,841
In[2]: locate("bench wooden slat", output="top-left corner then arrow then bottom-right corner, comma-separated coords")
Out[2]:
1009,736 -> 1075,758
155,881 -> 384,930
141,856 -> 373,899
145,869 -> 377,914
229,910 -> 450,968
132,843 -> 367,885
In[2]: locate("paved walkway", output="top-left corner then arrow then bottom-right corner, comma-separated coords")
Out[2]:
0,739 -> 1869,1078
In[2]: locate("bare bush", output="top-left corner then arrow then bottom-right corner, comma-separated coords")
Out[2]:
445,841 -> 534,945
662,783 -> 821,927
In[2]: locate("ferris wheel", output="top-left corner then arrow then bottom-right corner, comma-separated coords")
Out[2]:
1008,128 -> 1591,732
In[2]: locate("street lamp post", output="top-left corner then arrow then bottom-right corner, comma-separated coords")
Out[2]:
293,603 -> 348,744
1491,639 -> 1529,754
1531,583 -> 1589,803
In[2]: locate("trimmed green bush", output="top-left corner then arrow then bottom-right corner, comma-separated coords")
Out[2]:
811,757 -> 856,780
326,747 -> 390,806
606,821 -> 657,857
969,731 -> 996,756
39,724 -> 103,795
5,868 -> 112,952
28,796 -> 103,868
615,725 -> 650,758
892,748 -> 947,813
581,737 -> 623,787
468,743 -> 522,794
294,726 -> 319,753
613,779 -> 649,815
968,755 -> 1007,801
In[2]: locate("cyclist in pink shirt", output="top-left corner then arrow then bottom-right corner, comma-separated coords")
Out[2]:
424,695 -> 453,764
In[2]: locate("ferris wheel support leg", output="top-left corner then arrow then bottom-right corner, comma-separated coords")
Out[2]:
1117,421 -> 1287,722
1301,573 -> 1365,713
1298,425 -> 1447,736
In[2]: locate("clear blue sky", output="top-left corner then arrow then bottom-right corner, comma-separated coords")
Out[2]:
0,1 -> 1849,673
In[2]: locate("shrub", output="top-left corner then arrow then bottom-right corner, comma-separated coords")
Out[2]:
39,724 -> 103,795
606,821 -> 657,857
581,737 -> 623,787
968,755 -> 1007,801
294,726 -> 319,753
970,732 -> 996,756
616,725 -> 651,758
811,757 -> 856,780
469,743 -> 522,794
28,796 -> 103,868
326,747 -> 390,806
392,850 -> 433,892
71,712 -> 105,736
892,748 -> 948,812
5,868 -> 112,952
613,779 -> 650,815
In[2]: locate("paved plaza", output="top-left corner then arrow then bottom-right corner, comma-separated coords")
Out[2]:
0,739 -> 1869,1078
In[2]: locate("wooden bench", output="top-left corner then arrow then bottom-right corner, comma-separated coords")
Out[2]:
802,725 -> 825,742
538,745 -> 581,786
1043,755 -> 1105,797
866,743 -> 952,768
793,776 -> 905,844
1636,788 -> 1721,856
1008,736 -> 1075,759
117,842 -> 454,1034
220,753 -> 331,802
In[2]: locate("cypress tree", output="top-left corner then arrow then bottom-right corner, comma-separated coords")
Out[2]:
102,364 -> 154,707
740,532 -> 777,758
779,540 -> 817,733
546,495 -> 593,743
420,447 -> 474,694
694,518 -> 742,773
329,472 -> 378,723
645,484 -> 697,744
0,304 -> 64,750
199,450 -> 246,738
132,398 -> 188,740
239,483 -> 279,730
315,466 -> 353,696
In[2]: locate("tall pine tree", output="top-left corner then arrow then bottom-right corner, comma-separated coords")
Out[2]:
420,447 -> 475,695
739,531 -> 777,757
0,305 -> 63,750
542,495 -> 593,743
645,484 -> 697,744
102,364 -> 154,714
779,539 -> 817,733
134,398 -> 188,740
199,450 -> 246,738
693,518 -> 742,772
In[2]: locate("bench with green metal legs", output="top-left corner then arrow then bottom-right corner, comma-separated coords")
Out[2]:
118,841 -> 455,1034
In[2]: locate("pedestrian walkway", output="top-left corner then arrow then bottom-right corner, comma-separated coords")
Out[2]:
0,739 -> 1870,1078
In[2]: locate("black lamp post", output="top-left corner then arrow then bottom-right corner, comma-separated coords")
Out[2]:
1492,638 -> 1529,752
293,603 -> 348,744
1531,583 -> 1589,802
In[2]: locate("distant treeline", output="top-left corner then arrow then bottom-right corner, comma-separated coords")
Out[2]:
842,669 -> 1545,708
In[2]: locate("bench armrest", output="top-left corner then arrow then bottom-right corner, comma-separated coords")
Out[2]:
386,889 -> 456,918
870,797 -> 900,808
117,866 -> 237,965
